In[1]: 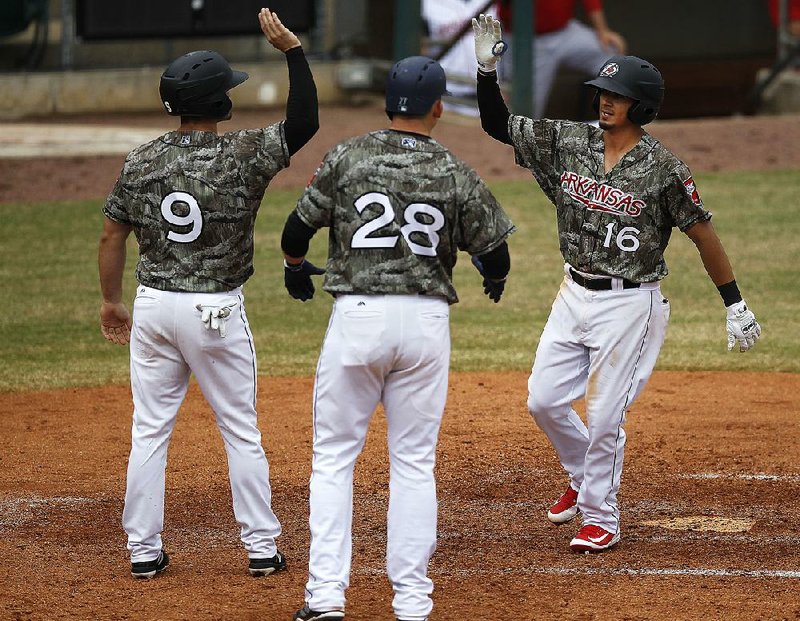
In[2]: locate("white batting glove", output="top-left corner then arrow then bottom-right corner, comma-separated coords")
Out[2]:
197,304 -> 235,338
725,300 -> 761,352
472,13 -> 507,73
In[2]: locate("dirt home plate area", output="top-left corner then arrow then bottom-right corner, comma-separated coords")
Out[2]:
1,107 -> 800,619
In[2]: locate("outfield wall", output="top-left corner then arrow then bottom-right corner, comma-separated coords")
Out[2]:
0,60 -> 345,120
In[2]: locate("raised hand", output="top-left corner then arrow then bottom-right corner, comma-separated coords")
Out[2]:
259,7 -> 301,53
471,13 -> 507,73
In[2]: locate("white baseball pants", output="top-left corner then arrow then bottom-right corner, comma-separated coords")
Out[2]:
304,294 -> 450,621
123,285 -> 281,563
527,268 -> 670,533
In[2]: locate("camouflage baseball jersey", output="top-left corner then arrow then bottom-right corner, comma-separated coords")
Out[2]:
294,129 -> 516,304
508,116 -> 711,283
103,125 -> 289,292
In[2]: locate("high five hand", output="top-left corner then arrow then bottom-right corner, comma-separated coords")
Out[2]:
259,7 -> 301,52
472,13 -> 506,73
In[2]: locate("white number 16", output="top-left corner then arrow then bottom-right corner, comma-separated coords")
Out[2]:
603,222 -> 640,252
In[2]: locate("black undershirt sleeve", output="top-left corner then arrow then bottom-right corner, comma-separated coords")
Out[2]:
717,280 -> 743,306
283,47 -> 319,156
477,70 -> 512,145
477,241 -> 510,280
281,211 -> 317,259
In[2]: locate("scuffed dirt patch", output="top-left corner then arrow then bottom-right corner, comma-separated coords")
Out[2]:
1,370 -> 799,620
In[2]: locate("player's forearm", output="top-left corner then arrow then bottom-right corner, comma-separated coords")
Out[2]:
98,218 -> 132,303
686,220 -> 736,287
283,47 -> 319,156
477,70 -> 512,144
281,210 -> 316,262
98,234 -> 128,304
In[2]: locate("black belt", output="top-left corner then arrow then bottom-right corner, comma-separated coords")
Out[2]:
569,268 -> 640,291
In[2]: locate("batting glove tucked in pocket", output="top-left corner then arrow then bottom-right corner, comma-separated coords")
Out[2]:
196,303 -> 236,338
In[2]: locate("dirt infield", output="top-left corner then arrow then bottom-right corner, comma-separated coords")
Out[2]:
1,105 -> 799,204
1,371 -> 799,620
2,106 -> 800,619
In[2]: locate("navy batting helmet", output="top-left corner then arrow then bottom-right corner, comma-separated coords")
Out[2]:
585,55 -> 664,125
159,50 -> 248,119
385,56 -> 451,117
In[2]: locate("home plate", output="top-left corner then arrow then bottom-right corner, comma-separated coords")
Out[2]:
643,516 -> 755,532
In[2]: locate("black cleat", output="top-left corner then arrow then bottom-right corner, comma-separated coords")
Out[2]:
131,550 -> 170,579
292,604 -> 345,620
248,550 -> 287,576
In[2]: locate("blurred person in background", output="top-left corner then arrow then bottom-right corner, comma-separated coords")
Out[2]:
768,0 -> 800,37
422,0 -> 496,116
497,0 -> 626,118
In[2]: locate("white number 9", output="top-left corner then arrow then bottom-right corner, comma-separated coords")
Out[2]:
161,191 -> 203,243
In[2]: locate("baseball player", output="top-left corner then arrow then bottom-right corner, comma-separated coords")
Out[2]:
97,9 -> 318,578
472,15 -> 762,552
280,56 -> 515,620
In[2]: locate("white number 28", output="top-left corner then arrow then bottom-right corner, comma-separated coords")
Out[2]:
603,223 -> 640,252
352,192 -> 445,257
161,191 -> 203,243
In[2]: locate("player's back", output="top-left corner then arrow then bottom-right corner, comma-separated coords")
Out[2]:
106,126 -> 288,292
309,129 -> 500,303
333,129 -> 469,208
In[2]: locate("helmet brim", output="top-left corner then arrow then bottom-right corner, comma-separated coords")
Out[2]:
230,70 -> 249,90
584,76 -> 639,101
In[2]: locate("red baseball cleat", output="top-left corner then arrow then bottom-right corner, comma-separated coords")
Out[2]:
547,485 -> 579,524
570,524 -> 620,552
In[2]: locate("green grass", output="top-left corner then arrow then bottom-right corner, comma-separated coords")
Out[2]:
1,171 -> 797,392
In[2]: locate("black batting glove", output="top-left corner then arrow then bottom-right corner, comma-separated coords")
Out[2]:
284,259 -> 325,301
471,255 -> 506,303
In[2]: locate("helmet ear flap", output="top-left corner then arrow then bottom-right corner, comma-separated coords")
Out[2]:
591,89 -> 658,125
627,101 -> 657,125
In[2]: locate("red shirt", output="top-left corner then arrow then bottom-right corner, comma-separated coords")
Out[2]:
767,0 -> 800,26
497,0 -> 604,34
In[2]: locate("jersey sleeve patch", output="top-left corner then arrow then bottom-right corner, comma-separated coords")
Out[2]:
307,163 -> 322,187
683,176 -> 703,207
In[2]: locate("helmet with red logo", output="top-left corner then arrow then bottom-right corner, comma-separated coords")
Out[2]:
585,55 -> 664,125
